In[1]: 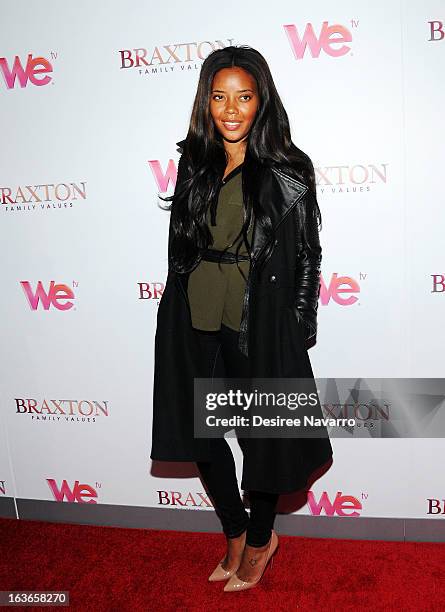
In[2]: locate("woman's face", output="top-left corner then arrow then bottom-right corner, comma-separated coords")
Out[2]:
209,66 -> 259,144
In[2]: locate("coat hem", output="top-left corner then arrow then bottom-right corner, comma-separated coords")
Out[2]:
150,445 -> 334,496
150,444 -> 211,463
241,451 -> 334,495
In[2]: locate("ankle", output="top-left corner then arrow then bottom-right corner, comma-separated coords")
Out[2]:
245,540 -> 270,552
226,530 -> 246,548
221,532 -> 246,571
245,541 -> 269,552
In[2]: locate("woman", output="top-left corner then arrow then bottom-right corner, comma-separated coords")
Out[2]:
150,45 -> 333,592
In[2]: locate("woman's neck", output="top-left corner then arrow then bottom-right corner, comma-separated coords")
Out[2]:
223,139 -> 247,167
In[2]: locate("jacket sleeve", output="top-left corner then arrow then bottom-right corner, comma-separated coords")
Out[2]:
294,189 -> 322,344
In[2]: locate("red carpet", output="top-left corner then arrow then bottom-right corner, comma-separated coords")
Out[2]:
0,517 -> 444,611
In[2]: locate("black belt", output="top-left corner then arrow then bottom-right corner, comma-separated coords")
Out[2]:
200,248 -> 250,263
196,247 -> 251,357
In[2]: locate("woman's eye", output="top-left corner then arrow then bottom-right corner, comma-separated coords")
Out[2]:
212,94 -> 252,101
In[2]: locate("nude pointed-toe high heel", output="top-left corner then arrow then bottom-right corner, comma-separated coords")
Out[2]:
208,530 -> 247,582
223,530 -> 279,592
208,558 -> 238,582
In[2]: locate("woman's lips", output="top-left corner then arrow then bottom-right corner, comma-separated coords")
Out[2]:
222,121 -> 242,131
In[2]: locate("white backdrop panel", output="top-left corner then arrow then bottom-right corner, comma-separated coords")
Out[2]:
1,0 -> 444,522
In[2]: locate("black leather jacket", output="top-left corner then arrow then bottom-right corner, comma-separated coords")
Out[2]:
170,141 -> 321,357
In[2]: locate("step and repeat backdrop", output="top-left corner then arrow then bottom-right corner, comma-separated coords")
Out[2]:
1,1 -> 444,528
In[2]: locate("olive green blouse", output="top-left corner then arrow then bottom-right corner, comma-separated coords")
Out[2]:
187,165 -> 254,332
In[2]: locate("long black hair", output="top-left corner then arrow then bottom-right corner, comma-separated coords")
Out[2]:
159,45 -> 321,274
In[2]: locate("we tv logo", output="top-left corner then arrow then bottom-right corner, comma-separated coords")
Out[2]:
21,281 -> 75,311
148,159 -> 179,192
0,53 -> 55,89
307,490 -> 364,516
284,20 -> 357,60
320,273 -> 361,307
47,478 -> 99,503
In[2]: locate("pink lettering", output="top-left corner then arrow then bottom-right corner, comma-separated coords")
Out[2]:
307,490 -> 362,516
319,273 -> 360,306
47,479 -> 97,503
21,281 -> 74,311
284,21 -> 352,60
148,159 -> 179,192
0,54 -> 53,89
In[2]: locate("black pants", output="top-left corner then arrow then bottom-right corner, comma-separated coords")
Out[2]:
195,323 -> 279,548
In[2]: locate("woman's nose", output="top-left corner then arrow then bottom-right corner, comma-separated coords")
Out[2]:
224,100 -> 239,115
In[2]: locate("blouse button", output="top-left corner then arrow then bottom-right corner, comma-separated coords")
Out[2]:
269,274 -> 277,283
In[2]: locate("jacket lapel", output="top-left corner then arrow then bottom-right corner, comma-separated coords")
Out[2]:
246,161 -> 308,264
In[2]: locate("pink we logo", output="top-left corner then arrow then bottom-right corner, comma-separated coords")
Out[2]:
47,479 -> 98,503
148,159 -> 179,192
319,273 -> 360,306
307,491 -> 362,516
0,53 -> 53,89
21,281 -> 75,311
284,21 -> 353,59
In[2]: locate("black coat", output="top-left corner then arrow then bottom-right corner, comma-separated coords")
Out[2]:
150,141 -> 333,494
